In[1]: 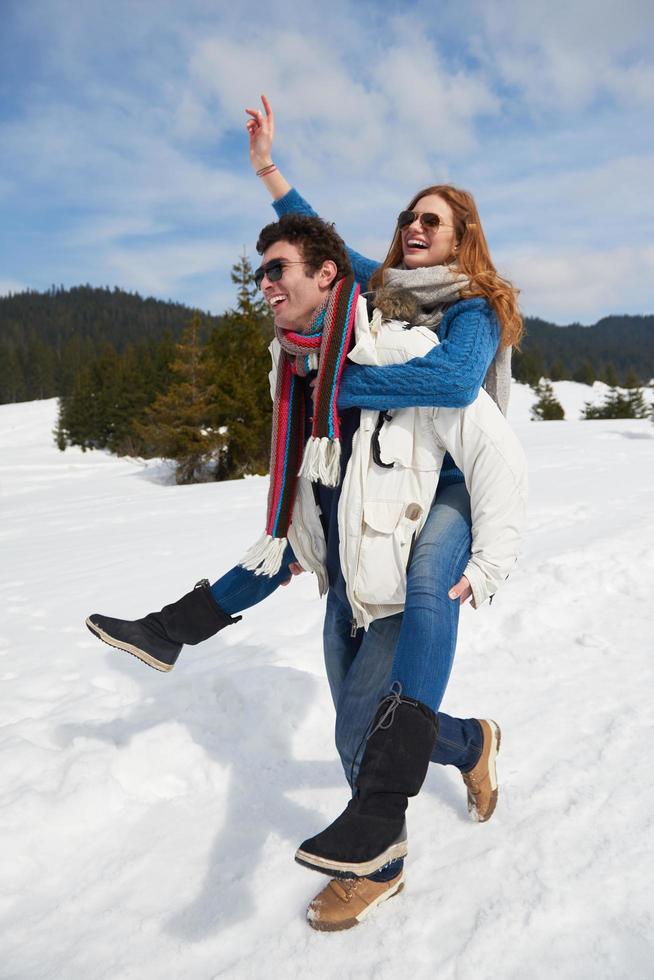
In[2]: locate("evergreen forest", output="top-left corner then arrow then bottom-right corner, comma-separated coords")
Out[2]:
42,256 -> 272,482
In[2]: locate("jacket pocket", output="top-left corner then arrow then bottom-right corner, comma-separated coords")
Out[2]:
354,500 -> 423,605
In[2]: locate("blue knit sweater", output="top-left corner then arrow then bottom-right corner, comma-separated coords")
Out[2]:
272,188 -> 501,483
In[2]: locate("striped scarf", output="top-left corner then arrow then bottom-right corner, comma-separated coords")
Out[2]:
240,274 -> 360,576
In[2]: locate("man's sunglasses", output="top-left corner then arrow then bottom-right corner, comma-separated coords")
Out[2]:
254,258 -> 306,289
397,210 -> 452,232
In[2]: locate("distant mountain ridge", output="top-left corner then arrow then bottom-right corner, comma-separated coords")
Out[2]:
0,286 -> 222,403
0,285 -> 221,351
518,314 -> 654,382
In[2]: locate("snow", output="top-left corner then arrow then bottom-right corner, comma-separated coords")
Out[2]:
1,390 -> 653,979
507,379 -> 654,423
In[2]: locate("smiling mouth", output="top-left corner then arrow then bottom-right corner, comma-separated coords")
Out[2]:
405,239 -> 429,250
268,295 -> 287,307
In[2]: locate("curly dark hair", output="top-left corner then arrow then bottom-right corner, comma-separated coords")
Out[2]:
256,214 -> 352,281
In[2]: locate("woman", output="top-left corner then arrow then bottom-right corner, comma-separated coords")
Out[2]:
244,96 -> 525,902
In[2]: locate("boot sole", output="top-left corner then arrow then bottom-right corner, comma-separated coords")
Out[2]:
85,618 -> 175,673
469,720 -> 501,823
308,876 -> 405,931
295,839 -> 408,879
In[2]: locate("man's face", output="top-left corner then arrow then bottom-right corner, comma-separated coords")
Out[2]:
259,241 -> 328,333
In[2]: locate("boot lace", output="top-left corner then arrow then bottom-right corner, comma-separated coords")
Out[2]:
330,877 -> 361,903
348,682 -> 404,794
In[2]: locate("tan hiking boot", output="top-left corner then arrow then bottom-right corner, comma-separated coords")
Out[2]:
462,719 -> 501,822
306,871 -> 405,932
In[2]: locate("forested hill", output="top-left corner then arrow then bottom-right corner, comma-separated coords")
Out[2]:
513,314 -> 654,386
1,285 -> 653,403
0,285 -> 221,351
0,286 -> 222,403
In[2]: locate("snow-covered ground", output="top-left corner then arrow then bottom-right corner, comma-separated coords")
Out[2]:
508,378 -> 653,423
1,388 -> 653,980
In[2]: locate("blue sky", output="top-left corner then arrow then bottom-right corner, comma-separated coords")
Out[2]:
1,0 -> 653,323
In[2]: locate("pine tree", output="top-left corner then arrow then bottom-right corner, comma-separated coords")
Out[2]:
205,251 -> 274,479
601,362 -> 619,387
512,345 -> 546,386
531,380 -> 565,420
230,247 -> 272,329
54,406 -> 67,451
57,334 -> 96,398
549,358 -> 569,382
623,368 -> 642,389
56,333 -> 177,453
56,349 -> 120,450
626,386 -> 649,419
0,344 -> 27,402
134,314 -> 226,484
572,360 -> 596,385
582,384 -> 649,419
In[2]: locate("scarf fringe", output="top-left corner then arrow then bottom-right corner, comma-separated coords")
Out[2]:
298,436 -> 341,487
239,533 -> 288,577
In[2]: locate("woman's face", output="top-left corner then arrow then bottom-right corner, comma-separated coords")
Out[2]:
400,194 -> 458,268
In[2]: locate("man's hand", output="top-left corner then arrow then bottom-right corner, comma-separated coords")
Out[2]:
245,93 -> 275,170
281,561 -> 306,586
448,575 -> 472,605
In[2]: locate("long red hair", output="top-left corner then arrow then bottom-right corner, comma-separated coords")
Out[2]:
369,185 -> 523,349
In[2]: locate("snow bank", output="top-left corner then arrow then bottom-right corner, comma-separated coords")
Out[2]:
508,379 -> 654,424
1,396 -> 653,979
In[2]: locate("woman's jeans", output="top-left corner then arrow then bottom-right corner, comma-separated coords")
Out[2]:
390,480 -> 473,711
210,481 -> 483,787
209,542 -> 296,617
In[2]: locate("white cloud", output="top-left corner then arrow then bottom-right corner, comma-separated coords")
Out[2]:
179,21 -> 497,181
180,32 -> 385,175
372,25 -> 499,161
499,244 -> 654,323
104,240 -> 243,301
0,279 -> 29,297
473,0 -> 654,112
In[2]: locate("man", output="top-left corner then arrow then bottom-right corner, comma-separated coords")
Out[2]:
87,214 -> 525,930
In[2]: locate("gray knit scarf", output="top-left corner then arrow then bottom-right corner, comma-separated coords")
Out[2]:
374,264 -> 511,415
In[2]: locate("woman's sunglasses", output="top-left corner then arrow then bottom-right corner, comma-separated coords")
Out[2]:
397,210 -> 451,232
254,258 -> 306,289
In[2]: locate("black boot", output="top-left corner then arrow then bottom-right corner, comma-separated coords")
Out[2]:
85,579 -> 241,672
295,686 -> 438,877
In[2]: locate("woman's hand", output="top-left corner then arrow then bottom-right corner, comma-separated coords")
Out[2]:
244,94 -> 291,201
245,93 -> 275,171
448,575 -> 472,605
281,562 -> 306,586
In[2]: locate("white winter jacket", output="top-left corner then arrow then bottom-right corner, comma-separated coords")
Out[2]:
270,295 -> 527,629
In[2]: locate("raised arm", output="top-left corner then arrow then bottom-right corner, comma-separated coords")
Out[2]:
245,94 -> 378,289
245,94 -> 292,201
245,97 -> 500,410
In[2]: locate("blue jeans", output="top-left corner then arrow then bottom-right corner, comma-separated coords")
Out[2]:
323,589 -> 483,787
390,480 -> 473,712
209,543 -> 296,616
